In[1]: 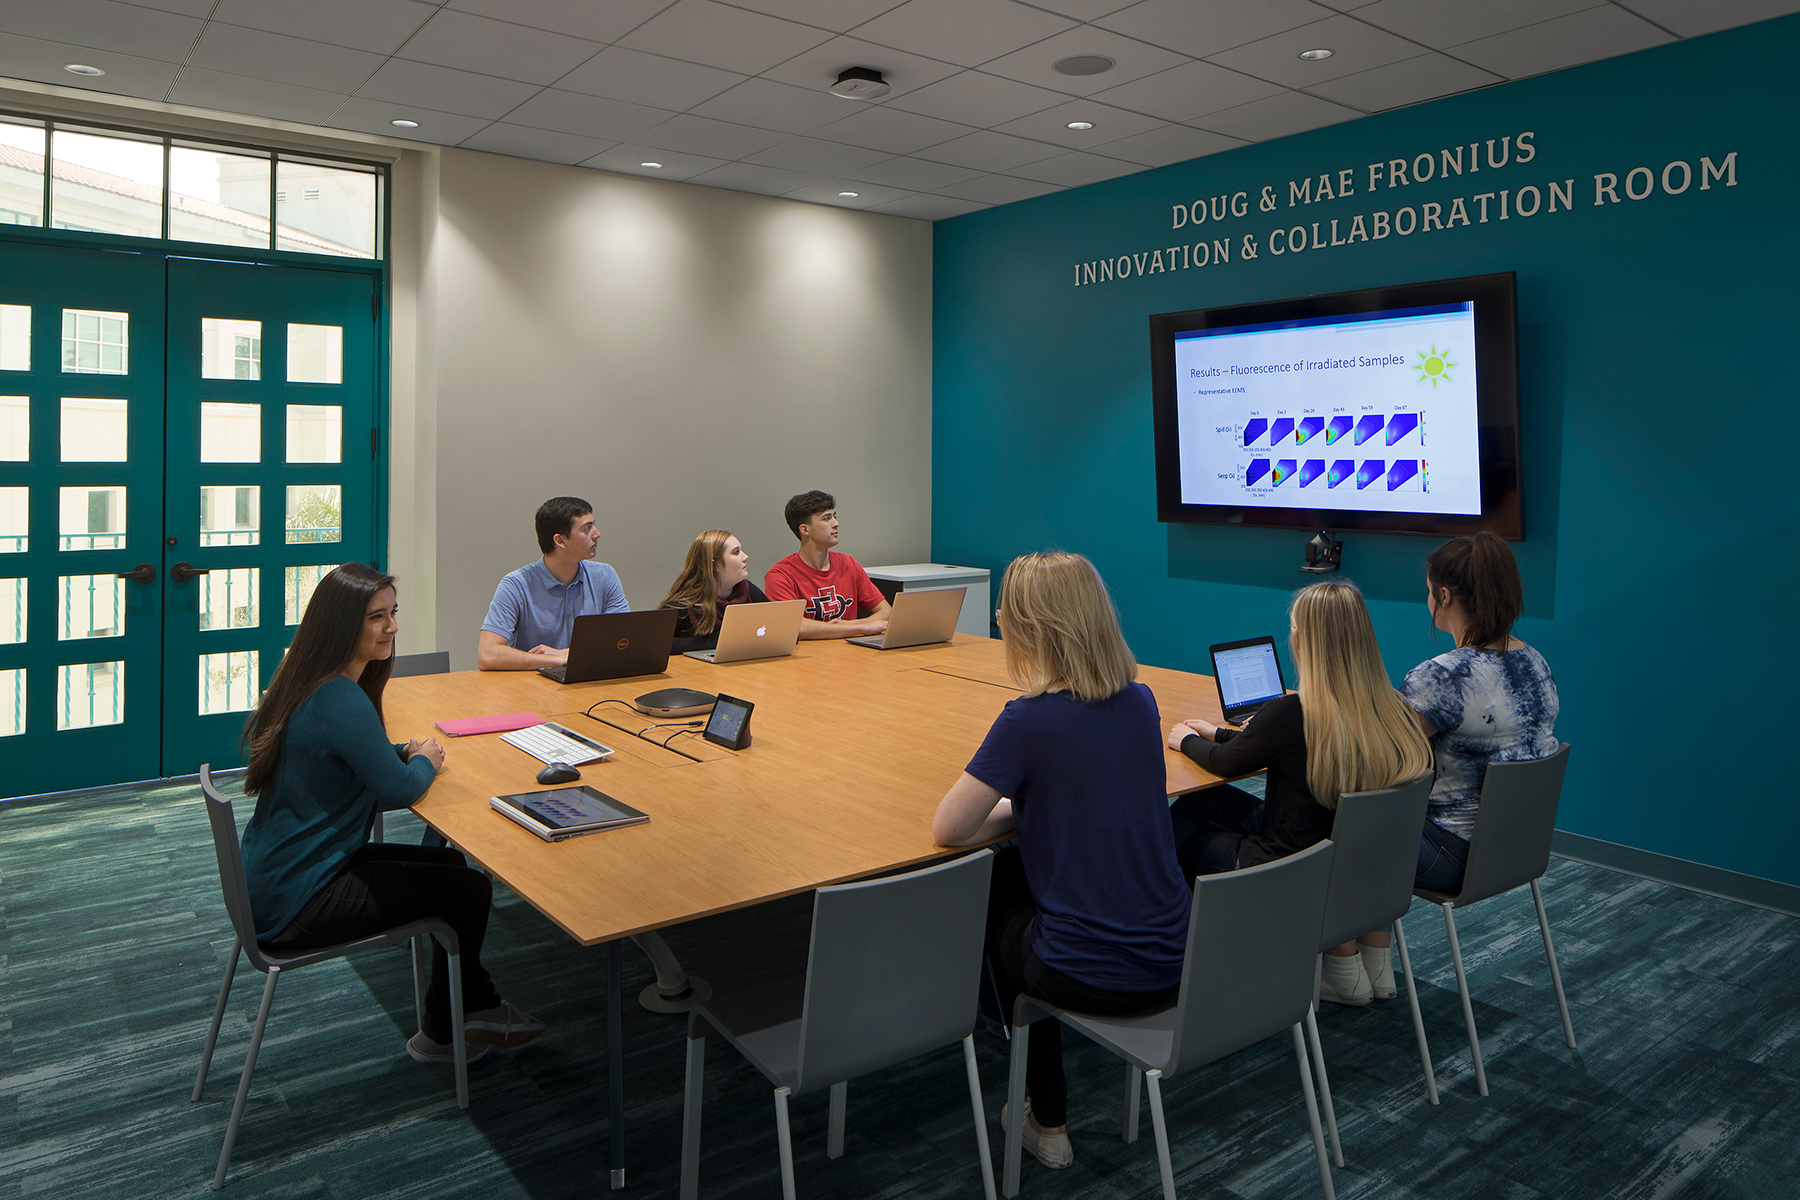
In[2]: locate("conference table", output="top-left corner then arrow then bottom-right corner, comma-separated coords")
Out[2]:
382,632 -> 1238,1189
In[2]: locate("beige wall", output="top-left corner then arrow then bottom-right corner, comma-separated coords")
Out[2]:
428,148 -> 934,669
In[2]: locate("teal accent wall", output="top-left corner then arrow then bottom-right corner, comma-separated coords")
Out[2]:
931,19 -> 1800,886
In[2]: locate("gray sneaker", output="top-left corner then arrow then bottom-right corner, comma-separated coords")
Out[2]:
406,1030 -> 490,1064
465,1000 -> 545,1047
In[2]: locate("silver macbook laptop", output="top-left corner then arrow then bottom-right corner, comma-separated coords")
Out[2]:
683,599 -> 805,663
847,586 -> 966,650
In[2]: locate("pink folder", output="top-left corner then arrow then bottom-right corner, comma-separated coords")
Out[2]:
435,711 -> 541,738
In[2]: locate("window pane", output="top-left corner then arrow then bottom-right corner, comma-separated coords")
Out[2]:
0,486 -> 25,552
0,576 -> 23,644
276,159 -> 376,258
0,396 -> 26,460
286,405 -> 341,462
57,660 -> 124,730
0,304 -> 29,370
200,402 -> 260,462
198,566 -> 258,631
50,129 -> 163,239
61,397 -> 128,461
0,120 -> 46,227
201,317 -> 261,380
62,309 -> 129,375
200,650 -> 259,715
286,563 -> 338,624
200,484 -> 259,546
60,486 -> 125,550
170,146 -> 271,249
287,324 -> 342,384
286,484 -> 341,543
0,667 -> 22,736
58,574 -> 125,640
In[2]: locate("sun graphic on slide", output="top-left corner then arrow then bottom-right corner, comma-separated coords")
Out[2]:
1414,345 -> 1456,388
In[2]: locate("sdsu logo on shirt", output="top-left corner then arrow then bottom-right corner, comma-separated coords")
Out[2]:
807,586 -> 853,622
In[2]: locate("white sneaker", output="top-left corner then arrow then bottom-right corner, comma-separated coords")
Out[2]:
1002,1099 -> 1073,1169
1357,943 -> 1396,999
406,1030 -> 490,1064
1318,952 -> 1373,1007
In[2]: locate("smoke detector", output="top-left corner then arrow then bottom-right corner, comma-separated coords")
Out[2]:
829,67 -> 891,99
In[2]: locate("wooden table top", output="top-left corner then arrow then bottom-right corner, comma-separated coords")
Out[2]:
383,635 -> 1235,946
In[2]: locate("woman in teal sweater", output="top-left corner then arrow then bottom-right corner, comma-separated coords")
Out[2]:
239,563 -> 542,1063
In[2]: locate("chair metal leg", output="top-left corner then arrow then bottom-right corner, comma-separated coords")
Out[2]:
447,950 -> 468,1110
1302,1006 -> 1343,1167
410,936 -> 430,1037
679,1035 -> 705,1200
773,1086 -> 798,1200
1290,1024 -> 1336,1200
827,1080 -> 847,1159
607,939 -> 626,1189
1122,1063 -> 1142,1143
1144,1069 -> 1178,1200
212,966 -> 280,1191
1530,879 -> 1578,1049
1001,1023 -> 1029,1198
1440,902 -> 1488,1096
193,936 -> 241,1101
1392,917 -> 1439,1105
961,1035 -> 998,1200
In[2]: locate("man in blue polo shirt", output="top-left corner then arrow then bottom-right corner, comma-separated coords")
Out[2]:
477,496 -> 630,670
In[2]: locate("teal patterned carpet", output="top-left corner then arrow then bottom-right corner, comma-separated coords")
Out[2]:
1,777 -> 1795,1199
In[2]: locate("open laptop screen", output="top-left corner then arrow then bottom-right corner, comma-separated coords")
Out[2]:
1211,638 -> 1286,715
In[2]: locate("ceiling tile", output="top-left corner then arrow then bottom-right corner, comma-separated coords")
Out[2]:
850,0 -> 1076,68
1095,0 -> 1337,59
686,160 -> 823,195
618,0 -> 833,74
0,0 -> 202,64
167,68 -> 346,123
887,71 -> 1070,125
0,34 -> 181,102
502,89 -> 675,141
1617,0 -> 1800,37
1090,59 -> 1286,122
557,48 -> 745,110
1023,0 -> 1139,17
759,34 -> 962,98
1311,0 -> 1381,8
745,136 -> 893,173
1351,0 -> 1602,51
913,129 -> 1065,171
1207,14 -> 1425,87
868,193 -> 988,219
993,99 -> 1165,150
356,59 -> 541,120
811,105 -> 975,154
720,0 -> 911,31
1191,90 -> 1361,141
634,113 -> 793,157
459,122 -> 618,164
691,78 -> 858,134
1005,150 -> 1145,186
446,0 -> 679,42
1305,52 -> 1502,111
188,25 -> 385,94
979,26 -> 1191,97
933,173 -> 1061,204
1448,5 -> 1675,79
580,143 -> 729,180
127,0 -> 217,15
1093,122 -> 1246,165
782,179 -> 916,209
396,10 -> 604,85
843,154 -> 983,189
326,99 -> 492,145
211,0 -> 439,55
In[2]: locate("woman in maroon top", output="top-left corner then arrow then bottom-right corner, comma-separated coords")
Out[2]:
658,530 -> 768,653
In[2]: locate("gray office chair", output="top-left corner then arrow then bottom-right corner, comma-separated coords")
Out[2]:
192,766 -> 469,1191
679,850 -> 997,1200
1414,744 -> 1576,1097
1302,776 -> 1437,1171
1004,839 -> 1337,1200
376,651 -> 448,842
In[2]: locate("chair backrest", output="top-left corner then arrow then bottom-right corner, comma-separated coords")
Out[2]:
391,651 -> 451,678
792,849 -> 994,1095
199,765 -> 273,970
1454,743 -> 1572,905
1166,839 -> 1334,1078
1319,775 -> 1433,950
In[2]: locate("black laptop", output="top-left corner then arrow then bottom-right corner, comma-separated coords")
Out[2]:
539,610 -> 678,684
1208,636 -> 1288,725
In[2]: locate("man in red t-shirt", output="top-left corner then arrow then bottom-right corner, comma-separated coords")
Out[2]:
764,490 -> 892,640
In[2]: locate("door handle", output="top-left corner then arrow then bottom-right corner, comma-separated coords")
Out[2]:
170,561 -> 211,583
116,562 -> 157,583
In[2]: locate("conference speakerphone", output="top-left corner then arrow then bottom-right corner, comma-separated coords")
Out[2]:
632,688 -> 717,718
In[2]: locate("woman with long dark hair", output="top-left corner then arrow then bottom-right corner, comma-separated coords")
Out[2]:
239,563 -> 542,1063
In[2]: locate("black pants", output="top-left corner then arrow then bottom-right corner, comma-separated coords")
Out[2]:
985,846 -> 1179,1127
1167,784 -> 1265,881
261,844 -> 503,1043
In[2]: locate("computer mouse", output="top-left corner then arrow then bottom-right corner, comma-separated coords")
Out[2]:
536,761 -> 581,785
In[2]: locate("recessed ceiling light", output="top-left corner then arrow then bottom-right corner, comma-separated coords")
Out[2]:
1298,48 -> 1334,60
64,63 -> 105,77
829,67 -> 890,100
1066,121 -> 1095,131
390,118 -> 419,128
1053,55 -> 1115,76
640,162 -> 663,168
838,191 -> 859,197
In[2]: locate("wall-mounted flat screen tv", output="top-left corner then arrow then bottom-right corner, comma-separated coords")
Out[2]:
1151,272 -> 1521,538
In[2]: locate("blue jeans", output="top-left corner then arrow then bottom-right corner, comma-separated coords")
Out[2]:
1416,819 -> 1471,894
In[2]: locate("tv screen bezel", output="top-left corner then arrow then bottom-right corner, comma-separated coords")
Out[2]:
1150,271 -> 1522,539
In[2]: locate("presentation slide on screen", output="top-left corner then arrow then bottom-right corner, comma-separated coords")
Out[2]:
1174,302 -> 1482,515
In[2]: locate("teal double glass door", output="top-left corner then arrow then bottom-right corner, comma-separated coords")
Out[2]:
0,241 -> 378,794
